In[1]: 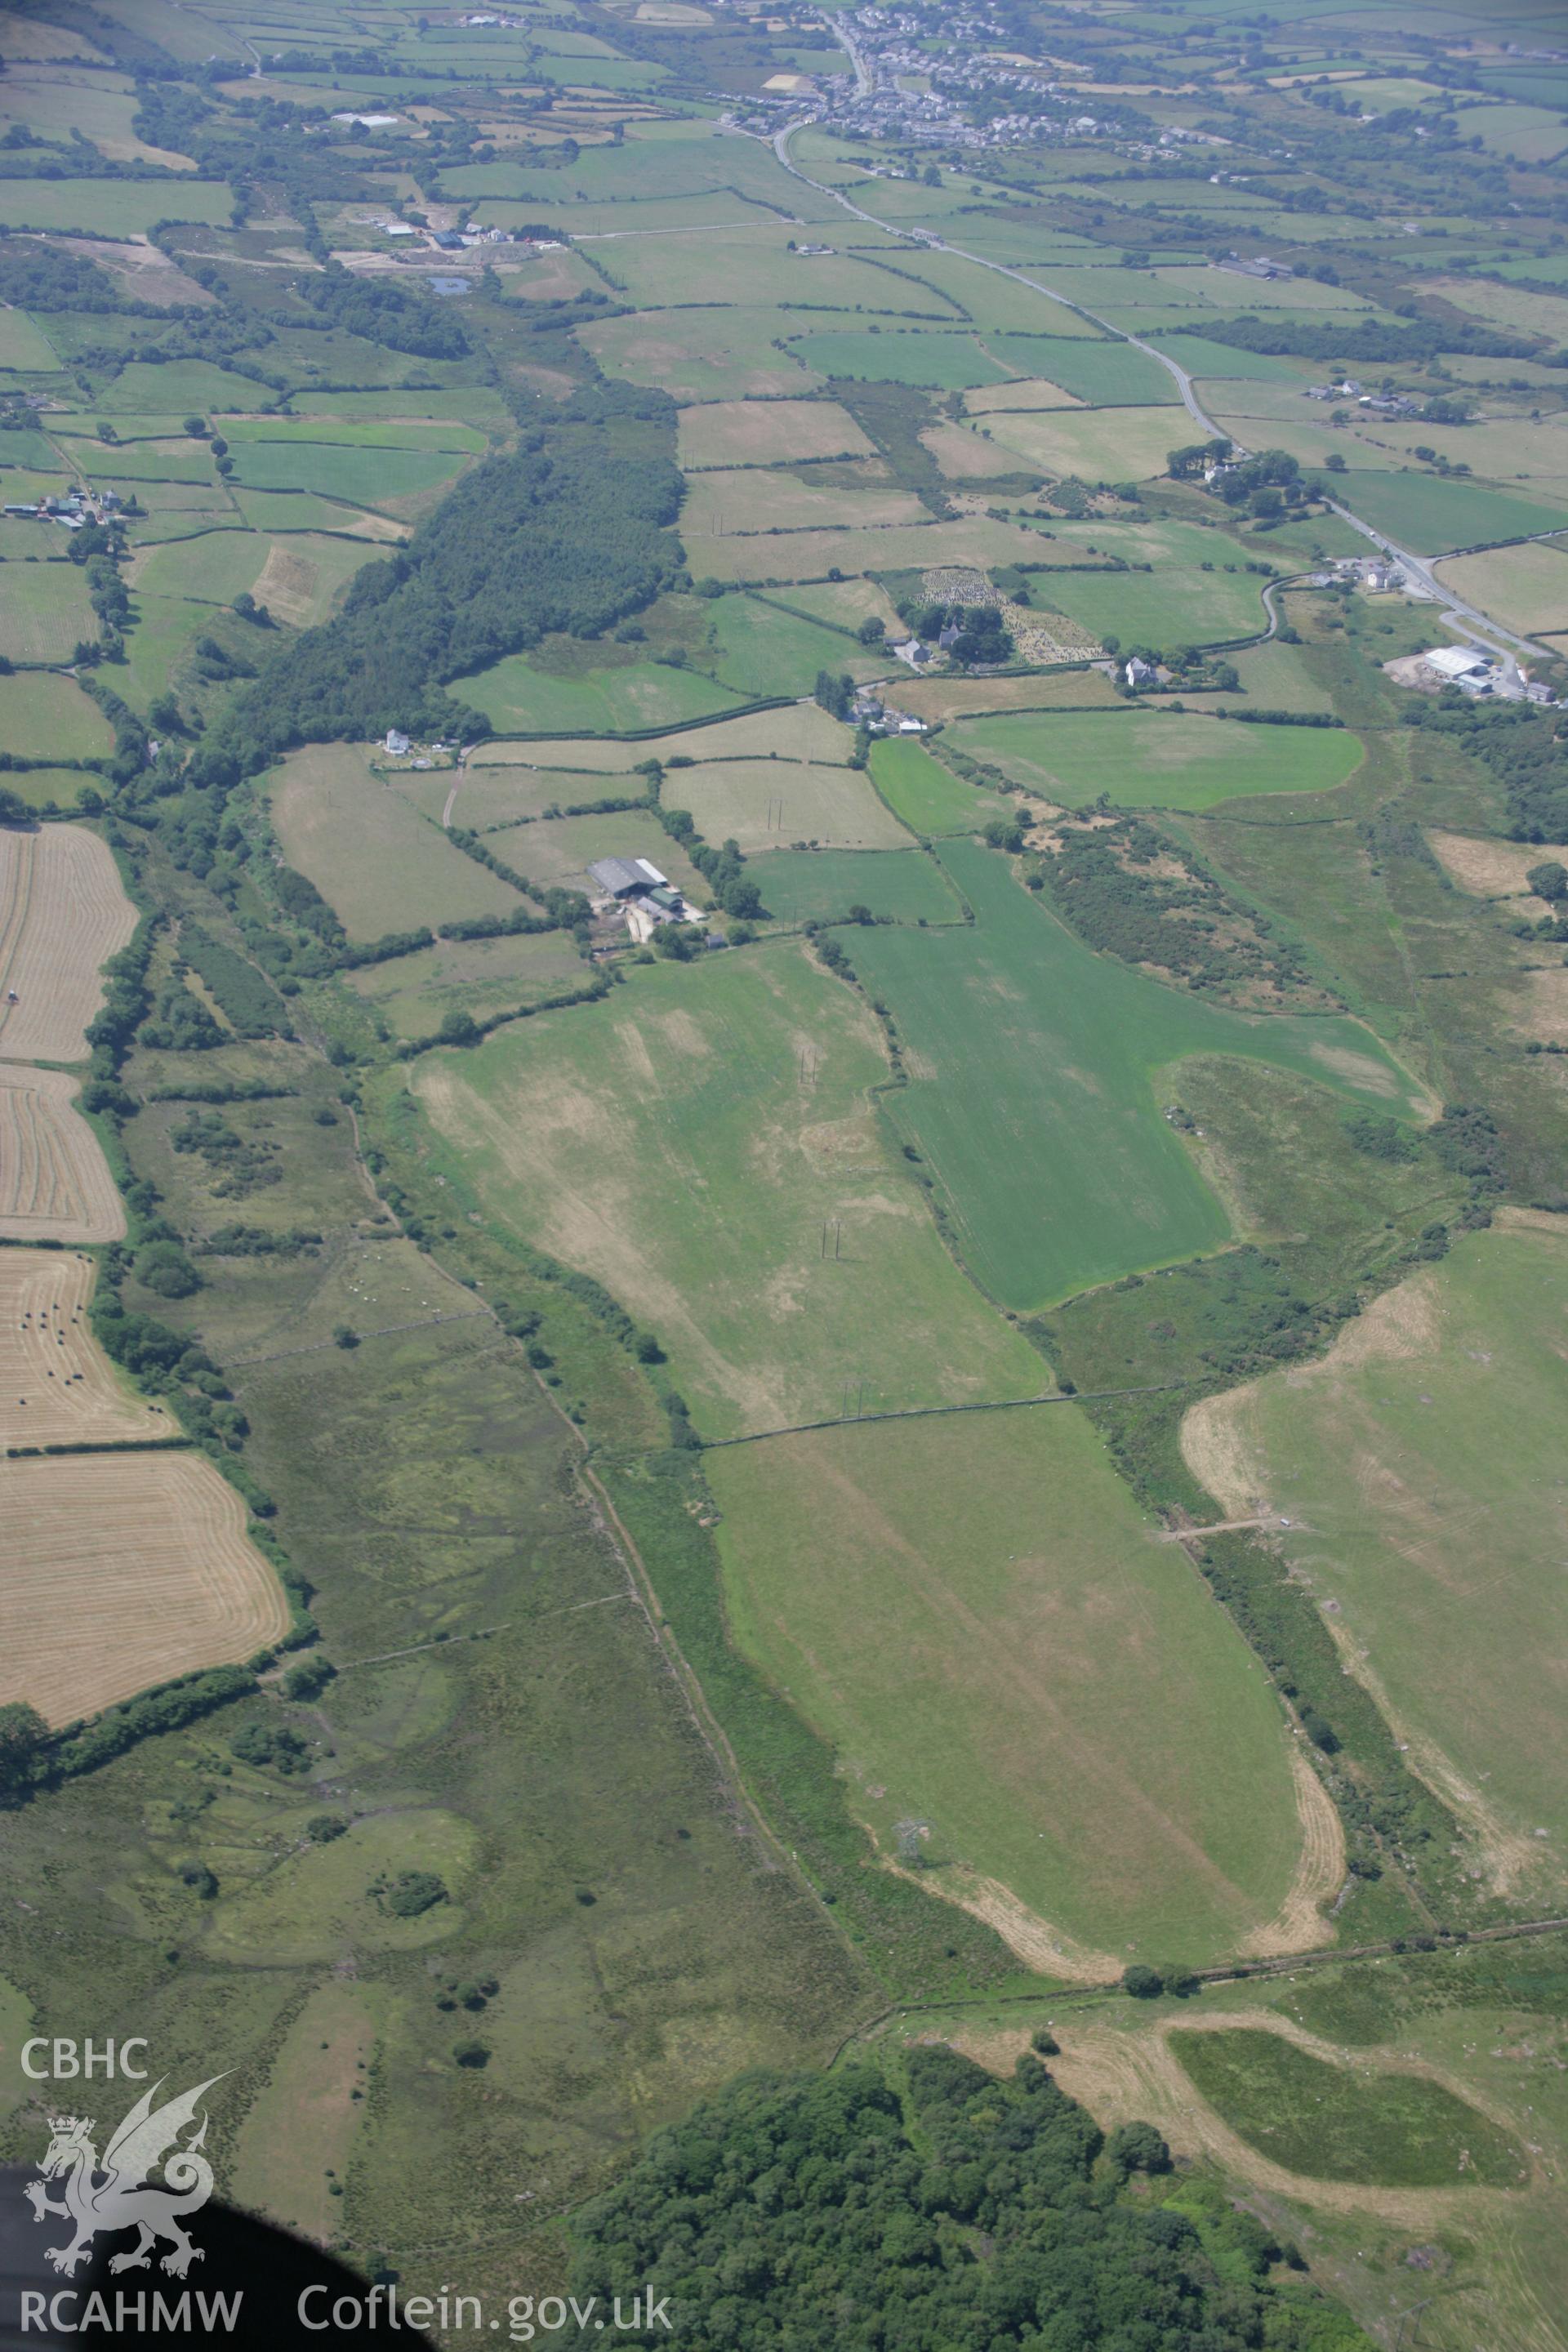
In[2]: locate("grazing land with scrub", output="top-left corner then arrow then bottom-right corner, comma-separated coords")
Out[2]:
1169,2028 -> 1526,2190
1181,1225 -> 1568,1905
850,841 -> 1423,1311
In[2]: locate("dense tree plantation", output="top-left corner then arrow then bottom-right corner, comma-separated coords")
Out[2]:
199,385 -> 685,773
568,2050 -> 1366,2350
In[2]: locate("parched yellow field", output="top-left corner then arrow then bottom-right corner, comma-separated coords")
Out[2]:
978,404 -> 1189,483
965,376 -> 1085,414
1433,542 -> 1568,638
0,1063 -> 124,1243
920,421 -> 1031,480
682,470 -> 929,537
0,1250 -> 166,1447
0,1450 -> 289,1726
894,670 -> 1120,721
691,512 -> 1058,586
676,398 -> 875,470
1428,828 -> 1568,912
0,824 -> 136,1062
668,758 -> 911,851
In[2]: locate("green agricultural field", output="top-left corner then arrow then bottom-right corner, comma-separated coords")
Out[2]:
133,530 -> 368,628
979,405 -> 1193,483
0,560 -> 96,662
88,441 -> 220,484
1183,1225 -> 1568,1900
603,231 -> 915,314
784,331 -> 1011,390
691,512 -> 1047,588
229,441 -> 468,510
583,307 -> 824,403
0,667 -> 113,759
667,759 -> 910,853
1169,2029 -> 1526,2188
412,942 -> 1046,1440
345,929 -> 590,1041
849,840 -> 1423,1311
0,313 -> 62,372
1145,335 -> 1312,383
1462,102 -> 1568,163
1027,566 -> 1270,652
96,361 -> 270,415
458,651 -> 742,736
0,425 -> 63,472
439,764 -> 648,831
770,576 -> 902,636
1334,470 -> 1568,557
869,737 -> 1009,835
223,418 -> 488,457
893,250 -> 1106,336
950,710 -> 1363,812
1,764 -> 99,810
710,1409 -> 1307,1968
231,490 -> 405,543
118,589 -> 221,712
0,180 -> 230,234
751,847 -> 963,927
265,746 -> 527,941
484,809 -> 706,901
987,336 -> 1178,405
289,389 -> 514,432
1181,637 -> 1339,715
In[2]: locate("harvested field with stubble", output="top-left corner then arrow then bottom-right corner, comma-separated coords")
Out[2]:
0,824 -> 136,1062
0,1451 -> 288,1725
0,1063 -> 124,1242
0,1250 -> 165,1447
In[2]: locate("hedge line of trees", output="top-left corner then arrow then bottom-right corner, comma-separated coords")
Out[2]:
1205,314 -> 1547,364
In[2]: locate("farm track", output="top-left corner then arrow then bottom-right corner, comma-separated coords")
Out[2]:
701,1377 -> 1192,1449
825,1911 -> 1568,2064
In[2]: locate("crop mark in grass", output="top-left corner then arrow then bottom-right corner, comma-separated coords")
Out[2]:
711,1406 -> 1308,1966
1168,2021 -> 1528,2192
228,1309 -> 489,1368
1182,1223 -> 1568,1902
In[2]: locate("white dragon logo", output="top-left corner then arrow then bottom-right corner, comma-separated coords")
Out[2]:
24,2075 -> 227,2279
